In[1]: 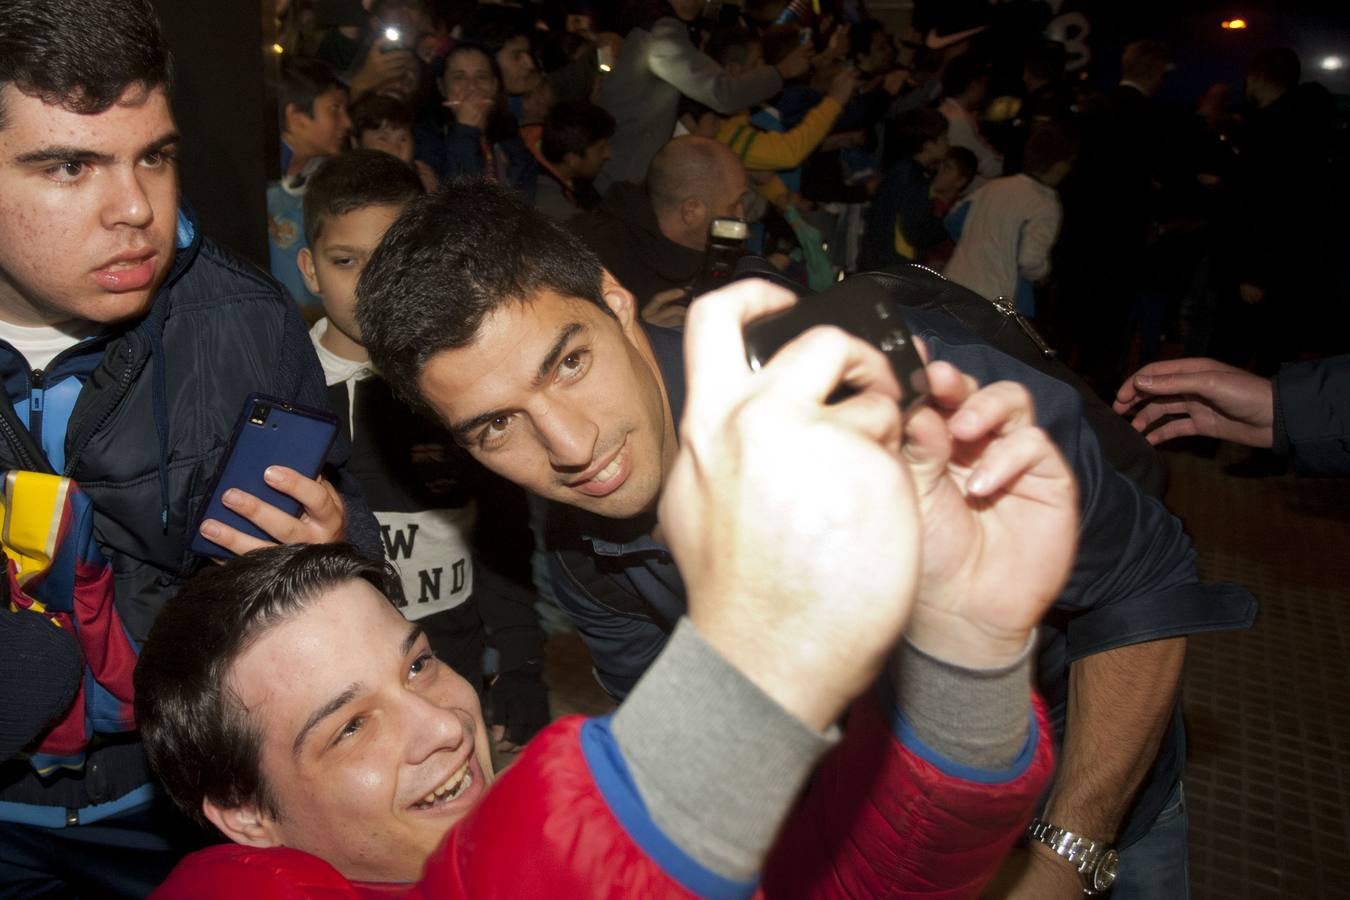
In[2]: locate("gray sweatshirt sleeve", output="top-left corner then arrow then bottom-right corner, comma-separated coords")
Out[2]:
646,18 -> 782,114
612,618 -> 1038,884
891,637 -> 1035,770
610,619 -> 837,882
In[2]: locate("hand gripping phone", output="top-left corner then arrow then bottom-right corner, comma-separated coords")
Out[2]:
742,275 -> 930,411
189,394 -> 339,559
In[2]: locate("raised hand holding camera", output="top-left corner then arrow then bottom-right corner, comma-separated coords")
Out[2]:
661,278 -> 920,731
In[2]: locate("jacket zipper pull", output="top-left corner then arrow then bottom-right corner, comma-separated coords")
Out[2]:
990,296 -> 1056,359
29,368 -> 45,439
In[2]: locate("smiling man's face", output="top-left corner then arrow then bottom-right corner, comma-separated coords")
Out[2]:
0,83 -> 179,326
417,278 -> 676,521
215,580 -> 494,883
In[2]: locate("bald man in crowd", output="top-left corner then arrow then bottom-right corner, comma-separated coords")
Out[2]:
572,136 -> 747,318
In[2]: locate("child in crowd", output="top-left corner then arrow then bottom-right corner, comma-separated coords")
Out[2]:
925,145 -> 978,268
268,56 -> 351,317
859,107 -> 950,270
348,92 -> 439,192
297,150 -> 548,748
526,99 -> 615,220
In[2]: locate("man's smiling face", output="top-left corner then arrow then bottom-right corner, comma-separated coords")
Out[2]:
0,83 -> 179,326
216,580 -> 494,883
417,279 -> 676,520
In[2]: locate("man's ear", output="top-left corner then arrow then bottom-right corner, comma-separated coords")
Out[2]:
598,269 -> 639,330
297,247 -> 323,297
282,102 -> 311,138
679,197 -> 704,228
202,797 -> 283,849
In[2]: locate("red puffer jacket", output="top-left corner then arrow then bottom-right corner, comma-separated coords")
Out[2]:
154,694 -> 1053,899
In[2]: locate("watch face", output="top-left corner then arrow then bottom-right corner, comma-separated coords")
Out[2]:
1093,849 -> 1121,891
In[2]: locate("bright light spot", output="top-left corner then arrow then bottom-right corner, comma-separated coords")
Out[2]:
271,43 -> 285,55
598,63 -> 612,73
1221,19 -> 1248,30
1322,56 -> 1345,71
384,26 -> 401,43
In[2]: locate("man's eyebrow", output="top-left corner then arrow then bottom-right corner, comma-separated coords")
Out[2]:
14,131 -> 181,167
403,623 -> 426,658
292,682 -> 362,759
535,322 -> 586,385
448,321 -> 588,438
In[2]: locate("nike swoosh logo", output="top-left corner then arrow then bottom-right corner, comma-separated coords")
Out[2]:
924,25 -> 989,50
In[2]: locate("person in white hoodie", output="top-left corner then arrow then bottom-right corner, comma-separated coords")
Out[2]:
297,150 -> 549,750
944,123 -> 1077,317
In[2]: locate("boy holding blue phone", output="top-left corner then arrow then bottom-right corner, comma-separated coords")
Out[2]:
0,1 -> 383,892
297,150 -> 548,748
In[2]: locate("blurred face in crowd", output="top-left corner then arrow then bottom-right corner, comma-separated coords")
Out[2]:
496,36 -> 539,96
287,86 -> 351,161
417,278 -> 677,520
567,138 -> 611,181
670,0 -> 705,23
206,580 -> 493,883
443,48 -> 498,117
915,133 -> 950,168
860,30 -> 897,74
357,122 -> 415,164
0,84 -> 179,327
931,155 -> 972,199
298,202 -> 407,360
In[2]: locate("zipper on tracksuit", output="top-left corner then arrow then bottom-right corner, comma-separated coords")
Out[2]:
0,337 -> 135,477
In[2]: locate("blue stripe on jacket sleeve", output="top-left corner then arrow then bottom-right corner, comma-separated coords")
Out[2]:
580,717 -> 760,900
890,704 -> 1040,785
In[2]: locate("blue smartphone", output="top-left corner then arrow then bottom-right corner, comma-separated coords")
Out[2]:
189,394 -> 339,559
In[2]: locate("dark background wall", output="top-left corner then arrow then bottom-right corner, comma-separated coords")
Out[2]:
151,0 -> 274,267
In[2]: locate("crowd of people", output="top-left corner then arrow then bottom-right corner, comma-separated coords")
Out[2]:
0,0 -> 1345,897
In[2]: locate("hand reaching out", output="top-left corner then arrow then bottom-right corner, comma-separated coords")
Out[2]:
1114,357 -> 1275,448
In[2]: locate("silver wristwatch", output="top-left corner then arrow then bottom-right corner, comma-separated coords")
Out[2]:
1027,817 -> 1120,895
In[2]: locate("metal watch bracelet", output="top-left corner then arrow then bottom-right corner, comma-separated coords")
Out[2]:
1026,817 -> 1120,895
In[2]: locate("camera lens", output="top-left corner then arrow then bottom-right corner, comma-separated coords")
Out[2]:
250,403 -> 272,426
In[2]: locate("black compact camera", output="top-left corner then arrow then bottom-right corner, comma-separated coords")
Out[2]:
742,272 -> 929,411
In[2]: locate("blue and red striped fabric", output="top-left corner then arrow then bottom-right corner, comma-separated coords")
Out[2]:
2,470 -> 138,773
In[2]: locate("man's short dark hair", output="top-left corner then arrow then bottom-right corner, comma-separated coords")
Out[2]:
1024,40 -> 1067,85
706,26 -> 761,69
356,179 -> 609,417
848,19 -> 886,60
1022,122 -> 1079,176
279,56 -> 344,129
892,107 -> 949,158
1249,47 -> 1301,93
302,149 -> 425,246
459,5 -> 534,56
349,93 -> 415,141
941,54 -> 989,100
761,24 -> 805,67
0,0 -> 173,130
540,101 -> 615,165
135,544 -> 394,828
1121,39 -> 1170,84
